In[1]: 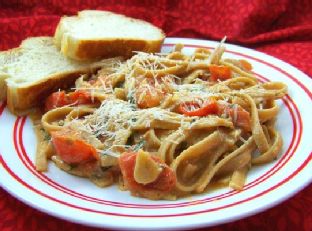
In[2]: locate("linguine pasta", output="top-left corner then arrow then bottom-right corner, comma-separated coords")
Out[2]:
35,40 -> 287,200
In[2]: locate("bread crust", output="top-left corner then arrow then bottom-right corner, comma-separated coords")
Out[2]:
0,73 -> 9,100
66,37 -> 165,61
0,48 -> 19,101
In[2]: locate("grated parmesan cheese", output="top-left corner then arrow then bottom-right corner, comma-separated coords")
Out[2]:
81,99 -> 136,141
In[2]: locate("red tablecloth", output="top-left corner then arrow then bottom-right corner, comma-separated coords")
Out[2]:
0,1 -> 311,230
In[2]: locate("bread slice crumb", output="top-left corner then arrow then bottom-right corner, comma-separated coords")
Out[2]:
54,10 -> 165,61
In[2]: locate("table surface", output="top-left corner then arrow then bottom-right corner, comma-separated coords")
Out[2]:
0,1 -> 312,230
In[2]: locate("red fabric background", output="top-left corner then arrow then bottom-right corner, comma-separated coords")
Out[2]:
0,0 -> 311,230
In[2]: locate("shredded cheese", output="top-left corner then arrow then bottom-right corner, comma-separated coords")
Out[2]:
81,99 -> 136,142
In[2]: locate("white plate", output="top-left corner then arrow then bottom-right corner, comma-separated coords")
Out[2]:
0,38 -> 312,230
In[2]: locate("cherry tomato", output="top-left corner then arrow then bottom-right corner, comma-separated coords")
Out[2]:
218,104 -> 251,131
67,90 -> 93,105
178,100 -> 218,117
51,129 -> 99,165
45,91 -> 68,111
135,87 -> 164,108
119,152 -> 176,192
209,65 -> 232,81
45,90 -> 93,111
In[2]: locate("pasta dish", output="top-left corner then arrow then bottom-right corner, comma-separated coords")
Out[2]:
34,40 -> 287,200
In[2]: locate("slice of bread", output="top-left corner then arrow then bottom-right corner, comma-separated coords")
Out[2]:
0,53 -> 10,100
54,10 -> 165,61
0,37 -> 116,115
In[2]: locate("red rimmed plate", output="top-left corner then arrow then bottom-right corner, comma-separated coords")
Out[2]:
0,38 -> 311,230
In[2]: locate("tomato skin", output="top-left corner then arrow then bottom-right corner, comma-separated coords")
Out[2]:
67,90 -> 93,105
119,152 -> 176,192
135,87 -> 164,109
178,100 -> 251,131
44,90 -> 93,111
234,109 -> 251,131
217,104 -> 251,131
45,91 -> 68,111
51,129 -> 99,165
209,65 -> 232,81
179,100 -> 218,117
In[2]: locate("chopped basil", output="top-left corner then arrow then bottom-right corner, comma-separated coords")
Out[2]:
127,90 -> 136,106
40,128 -> 51,141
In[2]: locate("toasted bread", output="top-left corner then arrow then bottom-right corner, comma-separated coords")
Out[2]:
54,10 -> 165,61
